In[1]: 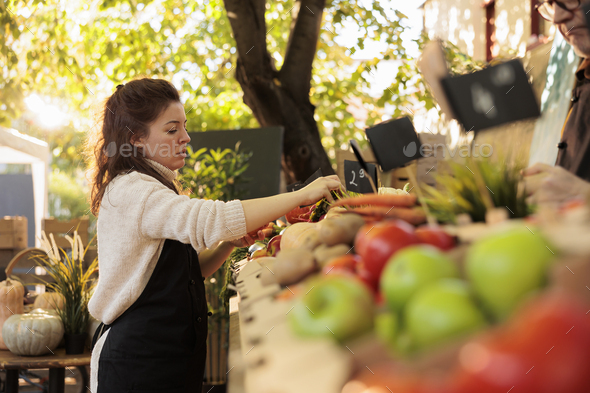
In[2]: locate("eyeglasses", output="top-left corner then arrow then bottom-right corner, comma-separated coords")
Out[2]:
535,0 -> 581,21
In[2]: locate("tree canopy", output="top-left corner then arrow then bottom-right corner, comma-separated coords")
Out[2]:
1,1 -> 415,155
1,0 -> 452,217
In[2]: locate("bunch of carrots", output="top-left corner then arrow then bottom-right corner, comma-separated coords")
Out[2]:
333,193 -> 426,226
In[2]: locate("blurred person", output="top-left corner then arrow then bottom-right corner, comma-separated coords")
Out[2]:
523,162 -> 590,204
86,78 -> 341,393
525,1 -> 590,203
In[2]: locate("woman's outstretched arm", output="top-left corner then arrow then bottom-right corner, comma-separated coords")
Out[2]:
240,175 -> 342,232
198,175 -> 342,276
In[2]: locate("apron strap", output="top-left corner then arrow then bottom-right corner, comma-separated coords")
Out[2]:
91,322 -> 111,351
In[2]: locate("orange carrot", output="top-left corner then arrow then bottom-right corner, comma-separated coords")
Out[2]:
333,193 -> 417,208
342,206 -> 426,226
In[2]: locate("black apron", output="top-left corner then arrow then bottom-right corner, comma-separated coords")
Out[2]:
555,65 -> 590,182
93,239 -> 209,393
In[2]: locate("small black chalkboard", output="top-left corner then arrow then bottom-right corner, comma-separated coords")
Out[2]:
344,160 -> 377,194
440,59 -> 540,132
365,117 -> 423,171
286,182 -> 304,192
584,3 -> 590,32
286,168 -> 323,192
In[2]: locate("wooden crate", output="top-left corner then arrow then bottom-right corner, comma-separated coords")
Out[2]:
0,216 -> 27,250
390,162 -> 417,190
42,217 -> 89,249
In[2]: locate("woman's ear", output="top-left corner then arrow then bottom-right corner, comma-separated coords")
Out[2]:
130,134 -> 143,147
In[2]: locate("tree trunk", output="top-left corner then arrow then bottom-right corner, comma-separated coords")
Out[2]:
224,0 -> 334,184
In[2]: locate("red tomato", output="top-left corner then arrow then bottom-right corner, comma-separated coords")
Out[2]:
354,219 -> 419,279
415,225 -> 456,251
322,254 -> 359,275
452,292 -> 590,393
285,205 -> 313,224
323,255 -> 380,296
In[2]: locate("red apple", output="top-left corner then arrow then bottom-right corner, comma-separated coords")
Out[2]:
415,225 -> 456,251
354,219 -> 419,279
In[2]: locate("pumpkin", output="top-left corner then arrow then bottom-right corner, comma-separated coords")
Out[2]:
2,310 -> 64,356
280,222 -> 321,251
33,292 -> 66,311
0,278 -> 25,350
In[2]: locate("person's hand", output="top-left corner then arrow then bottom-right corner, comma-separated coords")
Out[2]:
296,175 -> 342,206
522,163 -> 590,205
227,234 -> 257,248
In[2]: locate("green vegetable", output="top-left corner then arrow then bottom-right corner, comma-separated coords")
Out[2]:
423,158 -> 529,223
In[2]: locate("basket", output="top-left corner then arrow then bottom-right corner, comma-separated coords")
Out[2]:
3,248 -> 50,292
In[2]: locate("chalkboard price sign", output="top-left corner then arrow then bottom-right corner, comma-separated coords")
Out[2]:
344,160 -> 377,194
286,168 -> 323,192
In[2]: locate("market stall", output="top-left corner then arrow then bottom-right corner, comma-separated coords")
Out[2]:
225,180 -> 590,393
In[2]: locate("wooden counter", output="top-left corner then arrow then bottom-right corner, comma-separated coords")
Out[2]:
226,259 -> 351,393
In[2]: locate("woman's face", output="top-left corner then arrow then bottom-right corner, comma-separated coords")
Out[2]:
136,101 -> 191,171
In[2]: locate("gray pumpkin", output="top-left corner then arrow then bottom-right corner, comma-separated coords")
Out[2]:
2,311 -> 64,356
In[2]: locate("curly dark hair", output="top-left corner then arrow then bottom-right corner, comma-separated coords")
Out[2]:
86,77 -> 182,216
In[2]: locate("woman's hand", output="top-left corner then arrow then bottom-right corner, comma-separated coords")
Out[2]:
295,175 -> 343,206
228,234 -> 257,248
240,175 -> 342,233
522,163 -> 590,205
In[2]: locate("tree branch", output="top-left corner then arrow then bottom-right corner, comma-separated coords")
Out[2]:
223,0 -> 273,79
280,0 -> 326,103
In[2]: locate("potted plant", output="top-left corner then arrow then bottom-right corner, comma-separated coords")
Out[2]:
35,230 -> 98,354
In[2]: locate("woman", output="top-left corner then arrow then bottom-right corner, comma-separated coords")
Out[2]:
87,78 -> 340,392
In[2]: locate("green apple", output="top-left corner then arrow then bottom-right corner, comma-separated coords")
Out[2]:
374,312 -> 398,348
289,276 -> 374,342
380,245 -> 459,313
466,227 -> 555,320
405,279 -> 486,350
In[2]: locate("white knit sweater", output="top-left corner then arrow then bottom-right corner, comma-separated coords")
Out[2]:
89,159 -> 247,390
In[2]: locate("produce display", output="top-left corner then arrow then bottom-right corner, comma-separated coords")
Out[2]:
289,276 -> 374,342
232,185 -> 590,393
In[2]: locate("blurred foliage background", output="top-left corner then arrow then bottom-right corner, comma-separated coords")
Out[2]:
1,0 -> 481,225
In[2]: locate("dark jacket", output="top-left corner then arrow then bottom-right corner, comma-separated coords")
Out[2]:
556,58 -> 590,181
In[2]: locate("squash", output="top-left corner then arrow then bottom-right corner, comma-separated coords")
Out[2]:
325,206 -> 347,219
30,308 -> 59,316
313,244 -> 351,267
318,214 -> 366,246
2,311 -> 64,356
260,249 -> 316,286
33,292 -> 66,311
1,247 -> 47,350
280,222 -> 321,251
0,278 -> 25,350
